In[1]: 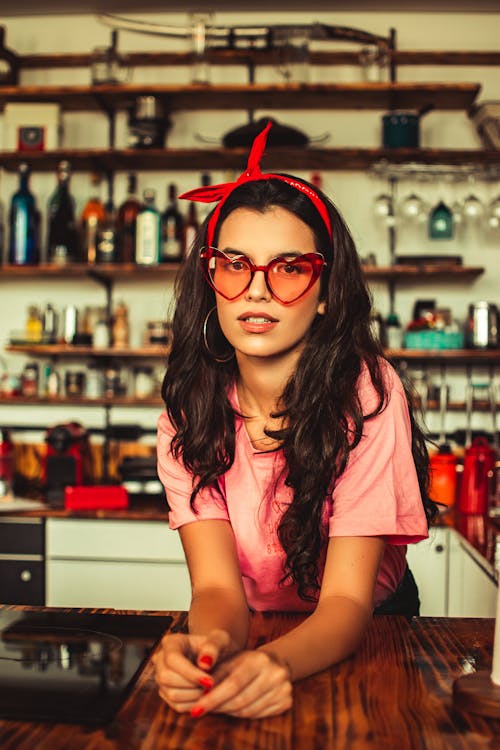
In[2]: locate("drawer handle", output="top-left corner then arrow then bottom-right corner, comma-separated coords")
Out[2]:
435,544 -> 445,553
20,569 -> 32,582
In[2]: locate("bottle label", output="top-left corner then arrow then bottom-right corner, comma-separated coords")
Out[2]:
162,217 -> 182,259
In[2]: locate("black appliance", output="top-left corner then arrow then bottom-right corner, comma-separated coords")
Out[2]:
44,422 -> 92,507
0,609 -> 172,726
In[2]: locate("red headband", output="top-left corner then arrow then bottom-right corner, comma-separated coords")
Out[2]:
179,120 -> 332,248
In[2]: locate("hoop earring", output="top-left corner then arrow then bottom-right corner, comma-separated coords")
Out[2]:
202,306 -> 235,363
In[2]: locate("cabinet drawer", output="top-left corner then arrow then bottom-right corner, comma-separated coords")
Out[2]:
0,559 -> 45,605
46,559 -> 191,610
0,518 -> 45,555
46,518 -> 185,562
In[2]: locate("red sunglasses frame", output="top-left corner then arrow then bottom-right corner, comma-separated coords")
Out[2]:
200,247 -> 327,305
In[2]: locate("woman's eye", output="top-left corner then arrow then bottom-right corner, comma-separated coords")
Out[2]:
276,262 -> 302,275
228,260 -> 247,272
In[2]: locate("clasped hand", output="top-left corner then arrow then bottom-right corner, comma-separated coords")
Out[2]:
152,629 -> 292,719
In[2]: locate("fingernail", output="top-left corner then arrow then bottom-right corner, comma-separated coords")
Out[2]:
190,706 -> 205,718
199,655 -> 213,668
199,676 -> 213,690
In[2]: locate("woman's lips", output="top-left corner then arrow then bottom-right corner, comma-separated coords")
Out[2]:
237,312 -> 278,334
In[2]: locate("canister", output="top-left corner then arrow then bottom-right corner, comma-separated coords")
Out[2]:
466,301 -> 498,349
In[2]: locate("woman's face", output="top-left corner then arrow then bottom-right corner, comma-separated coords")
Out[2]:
214,206 -> 326,363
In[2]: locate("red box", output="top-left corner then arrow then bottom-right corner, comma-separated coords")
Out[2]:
64,485 -> 129,510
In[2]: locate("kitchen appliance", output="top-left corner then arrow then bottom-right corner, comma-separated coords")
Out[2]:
44,422 -> 92,506
0,608 -> 172,726
118,455 -> 164,500
457,437 -> 497,515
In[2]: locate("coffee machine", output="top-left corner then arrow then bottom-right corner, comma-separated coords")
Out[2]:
43,422 -> 92,506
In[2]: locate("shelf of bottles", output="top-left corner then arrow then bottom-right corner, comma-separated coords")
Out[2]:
3,160 -> 197,269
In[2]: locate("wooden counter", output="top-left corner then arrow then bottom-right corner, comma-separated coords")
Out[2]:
0,610 -> 498,749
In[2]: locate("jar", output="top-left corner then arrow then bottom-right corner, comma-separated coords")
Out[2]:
104,367 -> 121,397
65,370 -> 86,397
134,366 -> 153,399
21,363 -> 39,397
93,317 -> 110,349
85,365 -> 103,399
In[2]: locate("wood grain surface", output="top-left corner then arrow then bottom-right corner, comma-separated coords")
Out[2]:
0,610 -> 498,749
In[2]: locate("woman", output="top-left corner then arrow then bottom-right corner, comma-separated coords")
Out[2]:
153,122 -> 437,719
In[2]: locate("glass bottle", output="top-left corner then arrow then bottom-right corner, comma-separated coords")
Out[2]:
47,160 -> 81,264
135,189 -> 161,265
161,183 -> 184,262
8,162 -> 40,265
81,172 -> 106,263
96,201 -> 117,263
117,173 -> 141,263
183,201 -> 199,258
25,305 -> 43,342
197,172 -> 212,226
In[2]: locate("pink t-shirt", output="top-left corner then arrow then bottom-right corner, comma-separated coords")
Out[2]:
157,361 -> 428,612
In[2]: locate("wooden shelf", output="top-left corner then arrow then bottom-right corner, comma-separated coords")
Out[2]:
5,345 -> 169,358
0,395 -> 162,407
16,49 -> 500,70
0,82 -> 480,113
0,263 -> 180,279
386,348 -> 500,363
1,148 -> 500,174
363,264 -> 484,281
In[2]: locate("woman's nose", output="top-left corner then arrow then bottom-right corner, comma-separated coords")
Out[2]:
244,270 -> 272,302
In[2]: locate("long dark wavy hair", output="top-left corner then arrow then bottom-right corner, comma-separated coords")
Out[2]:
162,177 -> 437,602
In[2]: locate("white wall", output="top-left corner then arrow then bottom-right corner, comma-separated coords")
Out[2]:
1,9 -> 500,444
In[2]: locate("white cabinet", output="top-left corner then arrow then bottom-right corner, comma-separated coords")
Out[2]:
46,518 -> 191,610
406,527 -> 449,616
406,525 -> 498,617
448,531 -> 498,618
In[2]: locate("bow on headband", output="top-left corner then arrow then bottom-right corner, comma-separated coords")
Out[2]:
179,120 -> 332,248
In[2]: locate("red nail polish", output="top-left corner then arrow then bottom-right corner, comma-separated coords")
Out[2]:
199,676 -> 213,690
199,655 -> 213,668
190,706 -> 205,718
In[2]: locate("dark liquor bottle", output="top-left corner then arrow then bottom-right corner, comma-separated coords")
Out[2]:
80,172 -> 106,264
47,160 -> 80,264
197,172 -> 212,226
161,183 -> 184,262
135,189 -> 161,265
183,201 -> 199,257
116,173 -> 141,263
8,163 -> 40,265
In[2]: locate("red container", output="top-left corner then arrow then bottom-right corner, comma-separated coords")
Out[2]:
64,485 -> 129,510
457,437 -> 497,515
429,448 -> 458,507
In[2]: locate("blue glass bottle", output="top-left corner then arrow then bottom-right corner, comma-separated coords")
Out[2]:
8,163 -> 40,265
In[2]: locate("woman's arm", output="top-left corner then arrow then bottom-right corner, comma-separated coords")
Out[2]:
180,519 -> 250,655
187,535 -> 385,717
153,519 -> 251,713
258,535 -> 385,680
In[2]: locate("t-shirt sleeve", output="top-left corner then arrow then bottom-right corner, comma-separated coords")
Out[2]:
157,411 -> 229,530
329,367 -> 428,545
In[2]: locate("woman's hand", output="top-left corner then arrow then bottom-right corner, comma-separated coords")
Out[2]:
152,629 -> 234,714
188,649 -> 293,719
